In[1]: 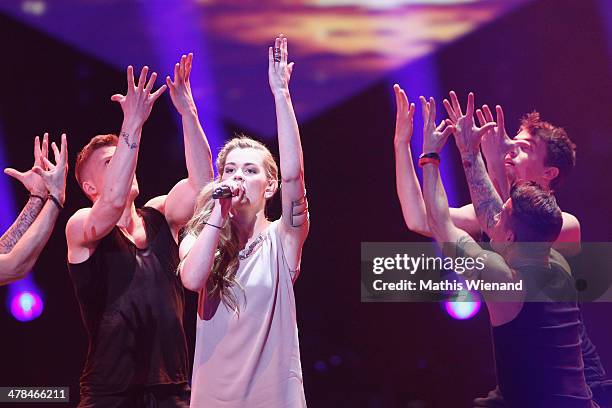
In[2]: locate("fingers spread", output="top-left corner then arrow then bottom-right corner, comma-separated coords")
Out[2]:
429,96 -> 436,124
127,65 -> 135,89
150,84 -> 168,102
51,141 -> 60,164
449,91 -> 463,117
137,66 -> 149,91
443,99 -> 457,122
42,133 -> 49,159
466,92 -> 475,117
496,105 -> 505,130
419,96 -> 428,124
145,71 -> 158,94
60,134 -> 68,166
476,109 -> 486,127
4,168 -> 23,181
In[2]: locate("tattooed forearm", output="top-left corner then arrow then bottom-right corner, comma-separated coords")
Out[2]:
0,196 -> 45,254
121,131 -> 138,149
461,152 -> 503,234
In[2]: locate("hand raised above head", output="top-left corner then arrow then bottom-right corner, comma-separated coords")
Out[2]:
166,53 -> 197,116
4,133 -> 50,196
478,104 -> 512,161
32,133 -> 68,205
393,84 -> 416,146
420,96 -> 454,155
443,91 -> 495,156
268,34 -> 294,96
111,65 -> 167,129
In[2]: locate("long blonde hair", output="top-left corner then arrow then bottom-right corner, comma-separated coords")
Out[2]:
181,136 -> 279,313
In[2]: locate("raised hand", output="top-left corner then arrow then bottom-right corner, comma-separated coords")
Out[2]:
477,104 -> 513,161
4,134 -> 49,196
268,34 -> 294,96
443,91 -> 495,155
166,53 -> 197,116
32,134 -> 68,205
420,96 -> 455,154
394,84 -> 416,146
111,66 -> 167,128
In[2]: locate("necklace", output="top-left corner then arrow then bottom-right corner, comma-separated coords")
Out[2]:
239,232 -> 266,260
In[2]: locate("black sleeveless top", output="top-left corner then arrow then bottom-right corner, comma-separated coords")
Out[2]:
491,260 -> 594,407
68,207 -> 189,396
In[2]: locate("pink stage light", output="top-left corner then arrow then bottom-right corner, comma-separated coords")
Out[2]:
10,291 -> 44,322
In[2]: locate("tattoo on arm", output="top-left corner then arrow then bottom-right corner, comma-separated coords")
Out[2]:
462,152 -> 503,233
121,132 -> 138,149
0,196 -> 45,254
288,193 -> 308,228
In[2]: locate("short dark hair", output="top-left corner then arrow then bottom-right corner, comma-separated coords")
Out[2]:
509,181 -> 563,242
75,134 -> 118,190
520,112 -> 576,191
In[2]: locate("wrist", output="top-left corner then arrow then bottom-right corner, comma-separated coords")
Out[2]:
210,205 -> 228,225
120,119 -> 142,136
273,88 -> 290,100
460,149 -> 479,160
180,105 -> 198,118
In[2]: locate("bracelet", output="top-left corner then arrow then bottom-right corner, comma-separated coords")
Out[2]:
418,152 -> 441,167
47,194 -> 64,211
30,194 -> 46,202
204,221 -> 223,230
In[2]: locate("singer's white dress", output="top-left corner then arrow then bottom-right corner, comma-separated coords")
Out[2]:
189,220 -> 306,408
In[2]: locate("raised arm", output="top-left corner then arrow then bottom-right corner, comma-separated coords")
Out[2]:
421,97 -> 514,310
269,35 -> 308,271
0,134 -> 67,285
392,84 -> 432,236
67,66 -> 166,255
443,91 -> 500,235
158,53 -> 214,236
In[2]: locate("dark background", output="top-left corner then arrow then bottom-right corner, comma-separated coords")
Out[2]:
1,0 -> 611,407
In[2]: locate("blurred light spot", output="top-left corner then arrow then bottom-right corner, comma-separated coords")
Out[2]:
10,291 -> 44,322
444,290 -> 480,320
22,1 -> 46,16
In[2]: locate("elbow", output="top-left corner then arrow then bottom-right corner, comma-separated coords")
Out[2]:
100,194 -> 127,212
281,172 -> 304,185
402,215 -> 431,237
180,268 -> 203,292
1,261 -> 29,285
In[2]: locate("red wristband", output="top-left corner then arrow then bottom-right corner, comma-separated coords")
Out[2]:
418,157 -> 440,167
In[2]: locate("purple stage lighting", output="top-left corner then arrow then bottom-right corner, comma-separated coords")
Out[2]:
444,291 -> 481,320
10,291 -> 44,322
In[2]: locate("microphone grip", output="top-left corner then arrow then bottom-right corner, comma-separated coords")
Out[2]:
212,185 -> 233,199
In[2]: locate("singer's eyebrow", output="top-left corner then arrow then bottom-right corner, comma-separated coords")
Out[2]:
225,162 -> 259,167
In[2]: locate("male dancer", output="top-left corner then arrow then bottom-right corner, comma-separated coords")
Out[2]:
66,55 -> 213,407
420,94 -> 595,407
393,85 -> 611,407
393,85 -> 579,252
1,133 -> 67,285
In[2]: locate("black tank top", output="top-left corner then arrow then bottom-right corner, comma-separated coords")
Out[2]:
68,207 -> 189,395
491,260 -> 594,407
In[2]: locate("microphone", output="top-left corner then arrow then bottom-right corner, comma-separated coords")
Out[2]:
212,185 -> 234,199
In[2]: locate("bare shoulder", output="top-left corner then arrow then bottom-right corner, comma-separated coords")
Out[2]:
561,211 -> 580,230
66,207 -> 96,264
449,203 -> 480,238
66,208 -> 92,239
144,195 -> 167,213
